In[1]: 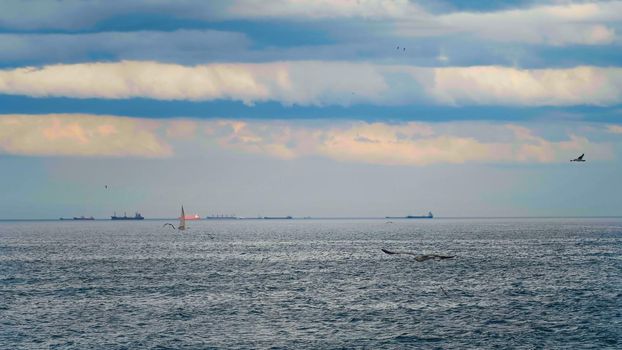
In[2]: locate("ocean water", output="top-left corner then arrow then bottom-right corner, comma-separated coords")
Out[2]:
1,218 -> 621,349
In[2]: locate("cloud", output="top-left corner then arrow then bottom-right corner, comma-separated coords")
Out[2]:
230,1 -> 622,48
0,1 -> 620,72
0,61 -> 392,105
166,120 -> 198,139
228,1 -> 622,47
428,65 -> 622,106
0,0 -> 422,30
203,120 -> 615,165
0,1 -> 229,30
1,61 -> 621,106
1,1 -> 619,49
506,125 -> 600,162
424,2 -> 622,46
227,0 -> 424,20
608,124 -> 622,134
0,114 -> 615,164
0,114 -> 171,157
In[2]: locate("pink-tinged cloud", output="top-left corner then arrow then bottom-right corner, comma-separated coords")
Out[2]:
166,119 -> 198,139
203,120 -> 615,165
608,125 -> 622,134
0,115 -> 615,164
42,119 -> 90,144
0,114 -> 172,157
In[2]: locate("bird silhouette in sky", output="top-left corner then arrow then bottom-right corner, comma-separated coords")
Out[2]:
571,154 -> 586,162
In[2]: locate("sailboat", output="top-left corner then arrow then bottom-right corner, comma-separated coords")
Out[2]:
178,205 -> 186,231
162,205 -> 187,231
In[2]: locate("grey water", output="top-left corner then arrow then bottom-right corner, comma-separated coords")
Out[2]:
1,218 -> 621,349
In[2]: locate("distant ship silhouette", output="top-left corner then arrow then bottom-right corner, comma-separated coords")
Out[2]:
111,212 -> 144,220
386,211 -> 433,219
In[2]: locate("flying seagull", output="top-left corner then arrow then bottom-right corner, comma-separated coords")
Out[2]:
163,223 -> 176,229
381,248 -> 455,262
571,153 -> 586,162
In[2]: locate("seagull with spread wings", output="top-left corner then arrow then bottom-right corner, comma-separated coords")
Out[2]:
571,153 -> 586,162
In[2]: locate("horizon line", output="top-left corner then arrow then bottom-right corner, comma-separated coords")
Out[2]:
1,215 -> 622,222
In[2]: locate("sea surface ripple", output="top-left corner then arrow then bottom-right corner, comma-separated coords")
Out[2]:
1,218 -> 621,349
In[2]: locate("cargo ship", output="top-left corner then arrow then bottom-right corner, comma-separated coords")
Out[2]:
60,216 -> 95,220
205,214 -> 238,220
386,211 -> 433,219
111,212 -> 144,220
263,216 -> 293,220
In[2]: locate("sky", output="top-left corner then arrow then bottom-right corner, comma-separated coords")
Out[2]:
1,0 -> 621,219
